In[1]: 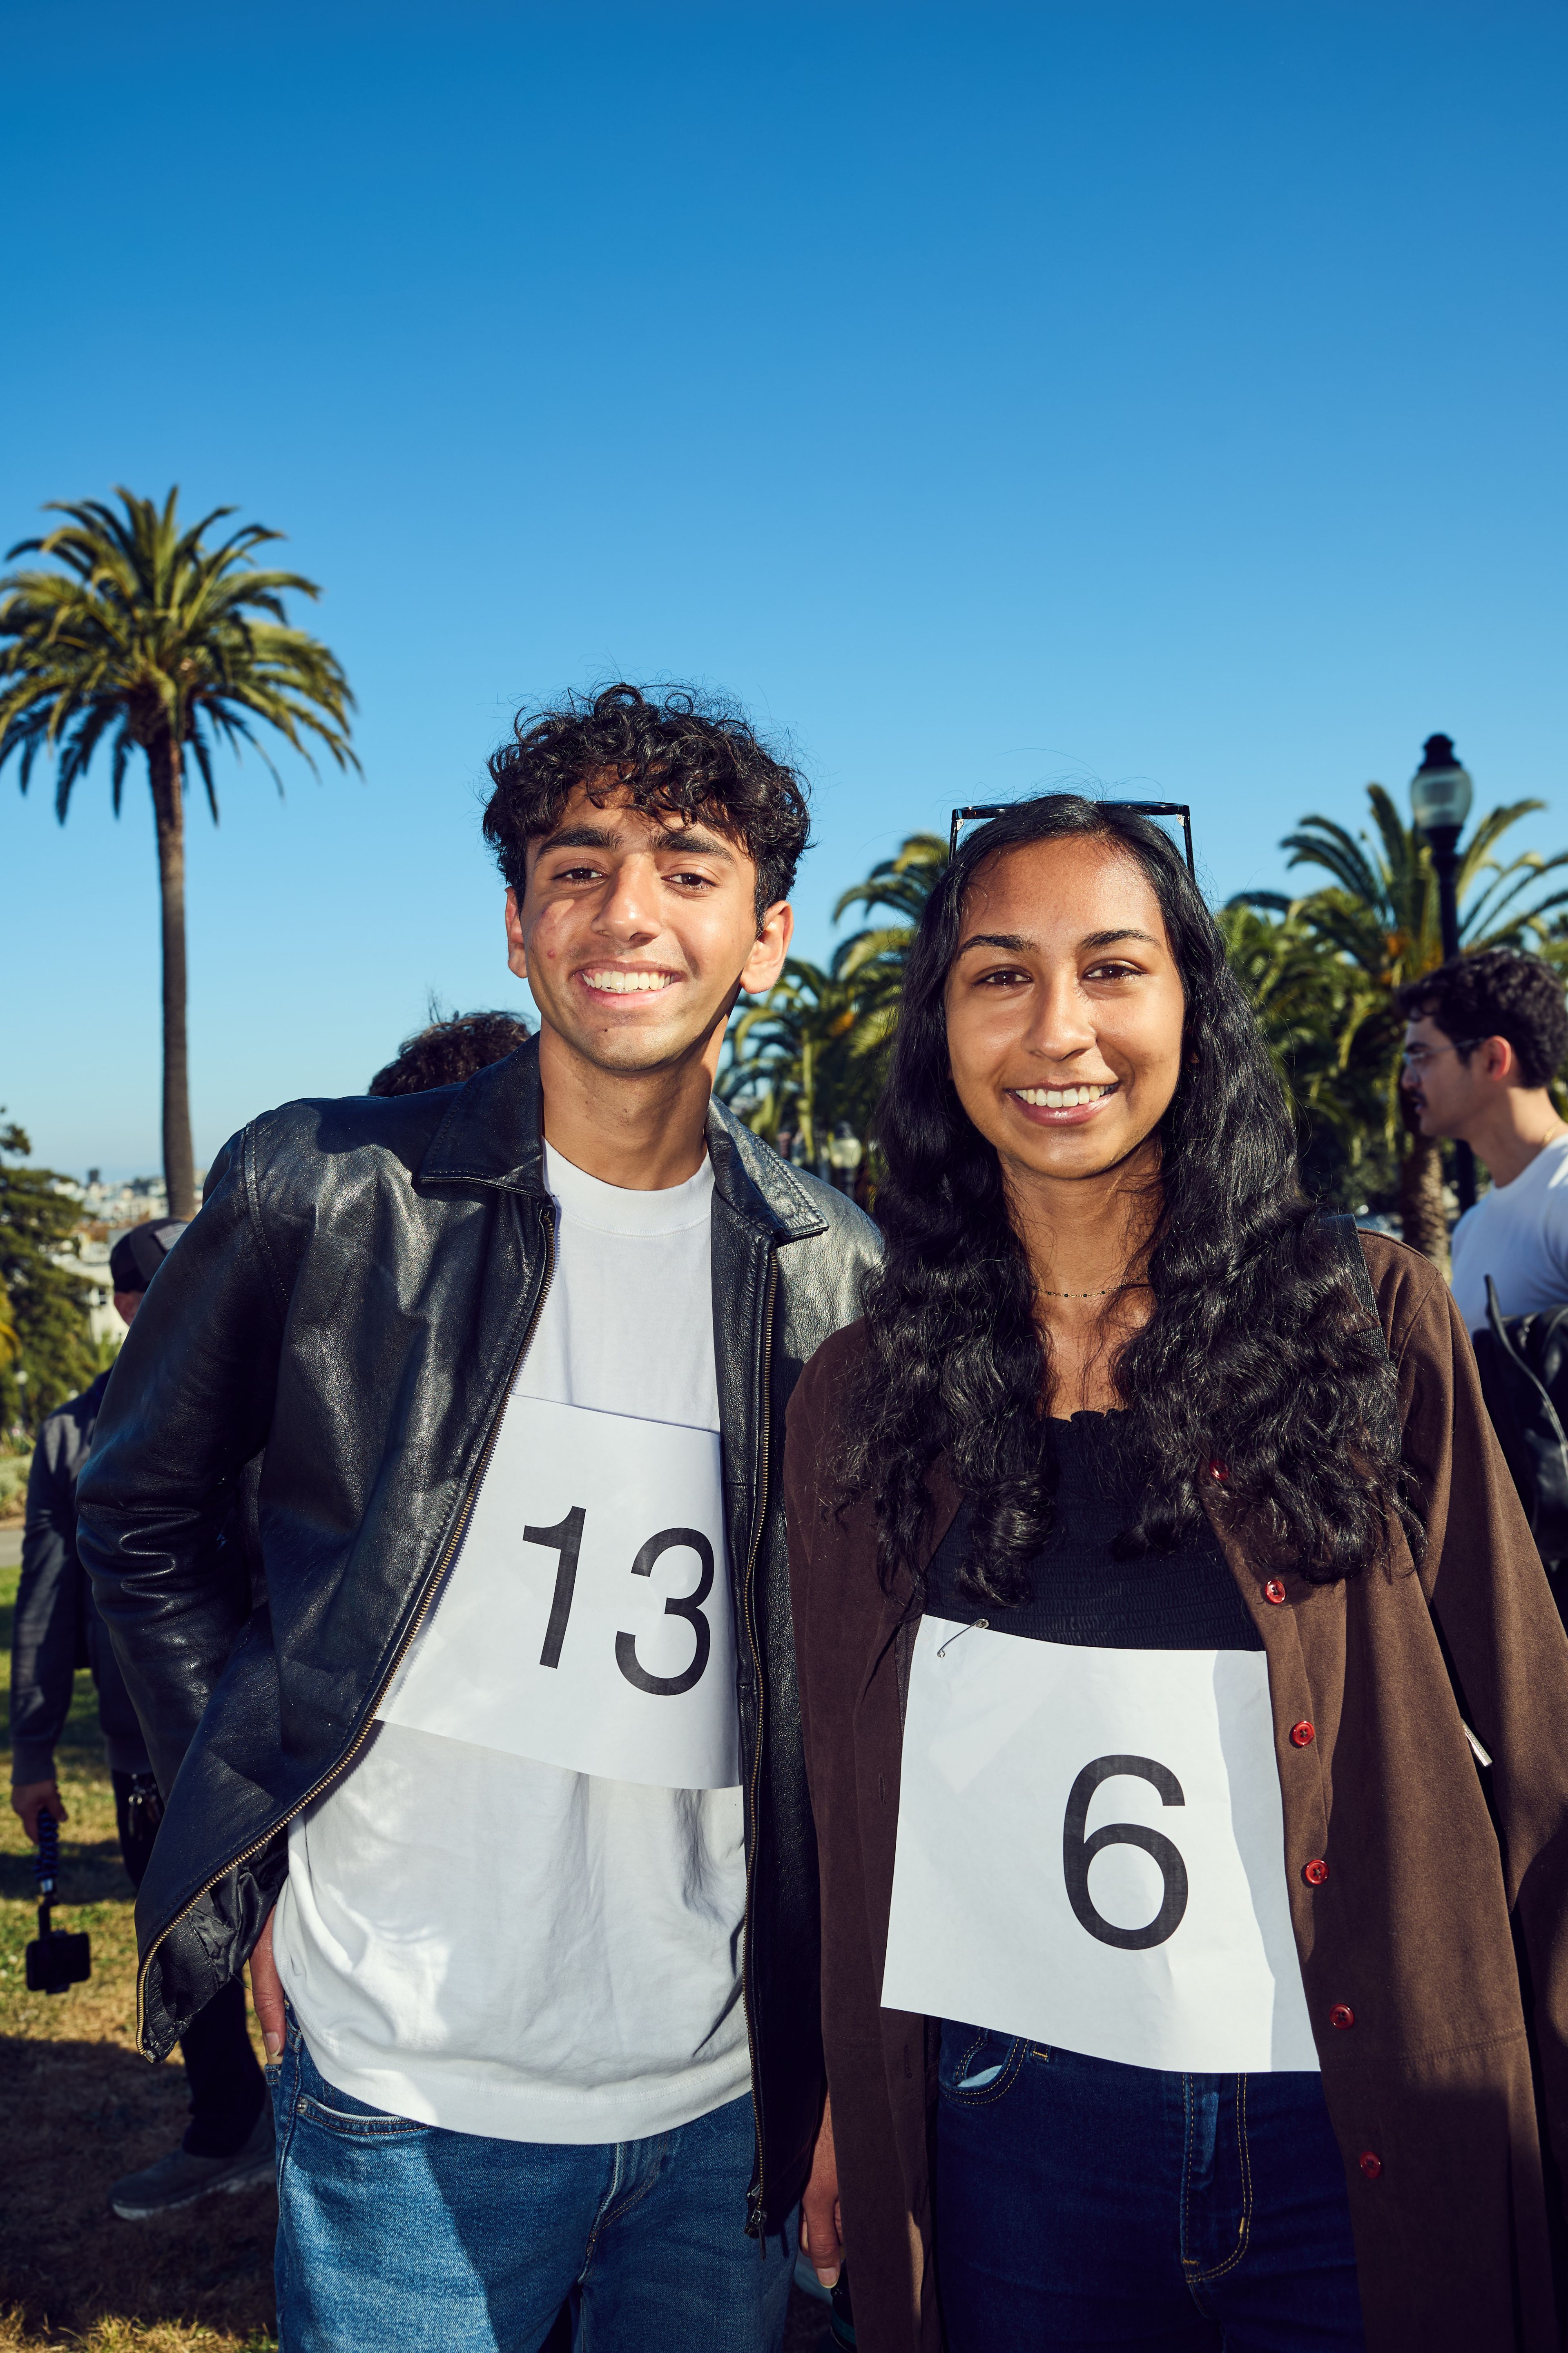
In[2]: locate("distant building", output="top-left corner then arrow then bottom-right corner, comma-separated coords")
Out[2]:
48,1170 -> 204,1352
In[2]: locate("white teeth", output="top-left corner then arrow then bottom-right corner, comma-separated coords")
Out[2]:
584,969 -> 674,994
1014,1084 -> 1114,1109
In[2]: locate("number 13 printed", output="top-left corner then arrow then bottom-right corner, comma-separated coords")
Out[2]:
524,1507 -> 716,1698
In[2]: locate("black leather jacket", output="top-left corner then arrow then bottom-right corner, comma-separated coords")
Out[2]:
76,1040 -> 879,2233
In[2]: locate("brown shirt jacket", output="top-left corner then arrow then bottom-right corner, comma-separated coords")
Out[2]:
784,1233 -> 1568,2353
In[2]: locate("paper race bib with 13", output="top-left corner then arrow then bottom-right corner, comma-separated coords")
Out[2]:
379,1394 -> 740,1790
880,1618 -> 1318,2073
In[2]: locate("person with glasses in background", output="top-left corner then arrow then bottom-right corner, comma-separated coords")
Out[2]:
784,797 -> 1568,2353
1398,948 -> 1568,1332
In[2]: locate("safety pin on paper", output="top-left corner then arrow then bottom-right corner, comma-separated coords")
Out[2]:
937,1619 -> 989,1659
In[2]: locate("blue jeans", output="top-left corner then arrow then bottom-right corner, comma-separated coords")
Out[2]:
936,2024 -> 1365,2350
269,2014 -> 796,2352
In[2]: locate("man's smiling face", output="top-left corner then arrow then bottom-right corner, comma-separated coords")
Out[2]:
505,777 -> 792,1078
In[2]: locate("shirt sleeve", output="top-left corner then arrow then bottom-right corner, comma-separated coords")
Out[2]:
1538,1149 -> 1568,1293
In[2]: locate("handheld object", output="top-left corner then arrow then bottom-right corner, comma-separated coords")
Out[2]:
25,1811 -> 91,1996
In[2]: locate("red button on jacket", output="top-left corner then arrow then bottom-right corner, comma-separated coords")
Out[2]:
1329,2003 -> 1355,2031
1303,1858 -> 1329,1886
1290,1720 -> 1316,1747
1359,2151 -> 1382,2180
1264,1578 -> 1287,1605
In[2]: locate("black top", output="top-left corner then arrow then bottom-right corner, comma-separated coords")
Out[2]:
925,1409 -> 1262,1652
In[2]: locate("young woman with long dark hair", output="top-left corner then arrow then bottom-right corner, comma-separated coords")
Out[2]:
785,798 -> 1568,2353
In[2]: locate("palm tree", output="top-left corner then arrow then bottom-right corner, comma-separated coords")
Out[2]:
1233,784 -> 1568,1257
0,488 -> 358,1217
720,959 -> 882,1157
830,830 -> 948,951
1217,904 -> 1392,1204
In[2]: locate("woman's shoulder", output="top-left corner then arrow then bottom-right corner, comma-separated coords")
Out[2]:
785,1320 -> 870,1466
1354,1227 -> 1465,1374
1356,1227 -> 1452,1313
796,1317 -> 866,1402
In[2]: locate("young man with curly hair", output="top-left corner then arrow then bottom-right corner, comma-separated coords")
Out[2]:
77,685 -> 876,2353
1400,945 -> 1568,1329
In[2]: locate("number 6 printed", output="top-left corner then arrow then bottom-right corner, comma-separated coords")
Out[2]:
1062,1753 -> 1189,1950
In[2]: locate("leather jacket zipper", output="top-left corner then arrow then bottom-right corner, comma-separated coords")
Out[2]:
135,1202 -> 558,2052
739,1246 -> 778,2238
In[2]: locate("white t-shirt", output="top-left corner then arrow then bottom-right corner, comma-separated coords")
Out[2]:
271,1145 -> 751,2143
1450,1134 -> 1568,1333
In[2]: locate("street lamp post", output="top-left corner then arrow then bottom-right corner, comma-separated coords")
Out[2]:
1409,732 -> 1477,1214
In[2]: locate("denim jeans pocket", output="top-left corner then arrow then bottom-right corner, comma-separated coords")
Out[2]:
937,2023 -> 1028,2106
288,2021 -> 431,2141
294,2087 -> 433,2142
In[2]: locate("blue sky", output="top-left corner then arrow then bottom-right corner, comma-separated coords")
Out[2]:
3,0 -> 1564,1176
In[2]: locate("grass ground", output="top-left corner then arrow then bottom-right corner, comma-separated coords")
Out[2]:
0,1552 -> 827,2353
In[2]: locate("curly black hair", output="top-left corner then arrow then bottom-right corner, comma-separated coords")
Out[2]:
1398,947 -> 1568,1089
368,1010 -> 533,1097
835,795 -> 1411,1606
481,683 -> 811,922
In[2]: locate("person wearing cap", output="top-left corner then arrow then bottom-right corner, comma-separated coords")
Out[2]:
9,1217 -> 272,2218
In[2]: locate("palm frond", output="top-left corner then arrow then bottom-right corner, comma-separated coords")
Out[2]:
0,484 -> 359,819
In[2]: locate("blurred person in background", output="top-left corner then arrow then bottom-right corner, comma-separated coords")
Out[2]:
826,1122 -> 863,1197
9,1219 -> 272,2218
1399,948 -> 1568,1331
368,1008 -> 533,1097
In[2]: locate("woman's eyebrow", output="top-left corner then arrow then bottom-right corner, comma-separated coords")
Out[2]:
955,926 -> 1159,956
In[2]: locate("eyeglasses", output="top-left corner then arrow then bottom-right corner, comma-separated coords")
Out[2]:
1400,1040 -> 1479,1071
948,799 -> 1196,876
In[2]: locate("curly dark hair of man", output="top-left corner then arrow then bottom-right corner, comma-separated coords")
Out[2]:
836,795 -> 1410,1607
1398,947 -> 1568,1090
481,683 -> 811,924
368,1010 -> 533,1097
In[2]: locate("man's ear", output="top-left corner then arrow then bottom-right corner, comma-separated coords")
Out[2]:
741,900 -> 793,996
505,887 -> 529,982
1483,1033 -> 1516,1085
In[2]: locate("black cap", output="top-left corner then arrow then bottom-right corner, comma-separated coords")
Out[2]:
109,1219 -> 187,1294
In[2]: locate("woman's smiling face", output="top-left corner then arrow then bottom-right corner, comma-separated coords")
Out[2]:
941,833 -> 1188,1190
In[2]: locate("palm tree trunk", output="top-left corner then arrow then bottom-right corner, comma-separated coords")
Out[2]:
1398,1134 -> 1450,1270
148,732 -> 196,1221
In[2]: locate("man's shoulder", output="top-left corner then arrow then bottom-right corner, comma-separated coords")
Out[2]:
1533,1133 -> 1568,1204
28,1373 -> 108,1497
786,1166 -> 881,1257
229,1086 -> 485,1223
248,1086 -> 461,1166
37,1370 -> 111,1449
233,1041 -> 542,1212
707,1101 -> 881,1263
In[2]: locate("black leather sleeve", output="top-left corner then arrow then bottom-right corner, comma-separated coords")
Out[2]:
75,1130 -> 284,1796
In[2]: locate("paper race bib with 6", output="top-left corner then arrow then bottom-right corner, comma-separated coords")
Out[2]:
881,1619 -> 1318,2072
379,1395 -> 740,1790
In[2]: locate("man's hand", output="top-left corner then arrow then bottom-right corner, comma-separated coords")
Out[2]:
11,1780 -> 67,1844
799,2094 -> 843,2288
249,1906 -> 285,2059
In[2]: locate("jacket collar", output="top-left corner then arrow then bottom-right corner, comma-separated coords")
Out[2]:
418,1031 -> 828,1246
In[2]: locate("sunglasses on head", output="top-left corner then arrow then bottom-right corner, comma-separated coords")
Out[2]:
948,800 -> 1196,877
